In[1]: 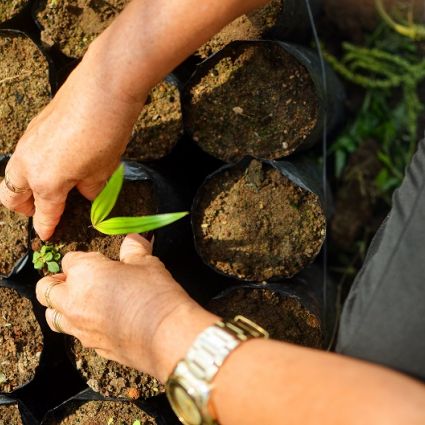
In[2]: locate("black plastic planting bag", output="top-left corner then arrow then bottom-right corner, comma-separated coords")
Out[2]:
192,156 -> 331,282
40,388 -> 173,425
183,40 -> 345,163
0,395 -> 39,425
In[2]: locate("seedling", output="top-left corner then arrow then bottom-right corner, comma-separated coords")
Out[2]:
91,163 -> 188,235
32,243 -> 62,273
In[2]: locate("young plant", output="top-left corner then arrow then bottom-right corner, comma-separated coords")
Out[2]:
32,243 -> 62,273
91,164 -> 188,235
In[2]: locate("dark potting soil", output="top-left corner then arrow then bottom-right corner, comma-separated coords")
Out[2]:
186,43 -> 319,162
70,338 -> 164,400
0,287 -> 43,393
36,0 -> 129,58
193,160 -> 326,281
0,403 -> 23,425
0,32 -> 51,155
197,0 -> 283,59
0,1 -> 28,23
32,180 -> 156,263
44,400 -> 157,425
0,178 -> 29,276
208,287 -> 322,348
124,80 -> 183,161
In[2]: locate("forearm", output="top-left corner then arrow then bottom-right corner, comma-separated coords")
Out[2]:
79,0 -> 269,103
153,305 -> 425,425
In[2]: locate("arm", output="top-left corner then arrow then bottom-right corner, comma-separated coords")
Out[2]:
0,0 -> 268,240
36,235 -> 425,425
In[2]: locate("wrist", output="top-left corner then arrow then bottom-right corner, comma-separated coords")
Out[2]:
151,300 -> 219,383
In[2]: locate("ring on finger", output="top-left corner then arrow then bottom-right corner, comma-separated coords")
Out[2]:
4,171 -> 30,194
44,281 -> 61,309
52,310 -> 65,334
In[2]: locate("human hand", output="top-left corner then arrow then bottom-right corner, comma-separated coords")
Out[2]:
0,56 -> 145,241
35,234 -> 218,381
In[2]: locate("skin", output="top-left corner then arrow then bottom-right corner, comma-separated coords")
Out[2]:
1,0 -> 424,423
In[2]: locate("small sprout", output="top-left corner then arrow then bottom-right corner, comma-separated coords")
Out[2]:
91,164 -> 188,235
32,243 -> 62,274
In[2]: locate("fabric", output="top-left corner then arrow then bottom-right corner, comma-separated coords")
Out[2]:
336,138 -> 425,382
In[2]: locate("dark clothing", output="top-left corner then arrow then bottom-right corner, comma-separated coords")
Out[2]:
337,138 -> 425,382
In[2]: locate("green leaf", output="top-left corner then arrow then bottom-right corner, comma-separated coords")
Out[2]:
94,212 -> 189,235
44,252 -> 53,262
34,260 -> 44,270
91,164 -> 125,226
133,421 -> 141,425
53,253 -> 61,261
33,251 -> 41,262
47,262 -> 60,273
40,245 -> 47,255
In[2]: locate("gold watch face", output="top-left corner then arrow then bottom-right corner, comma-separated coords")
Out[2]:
167,380 -> 202,425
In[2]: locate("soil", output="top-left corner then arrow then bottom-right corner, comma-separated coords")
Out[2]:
208,286 -> 323,348
324,0 -> 425,41
186,43 -> 319,162
0,403 -> 23,425
124,80 -> 183,161
69,338 -> 164,400
0,1 -> 28,23
36,0 -> 129,58
32,180 -> 156,263
331,140 -> 384,250
0,287 -> 44,393
193,160 -> 326,281
0,31 -> 51,155
0,179 -> 29,276
197,0 -> 284,59
44,400 -> 157,425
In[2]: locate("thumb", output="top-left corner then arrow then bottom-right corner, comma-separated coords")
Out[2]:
120,233 -> 153,265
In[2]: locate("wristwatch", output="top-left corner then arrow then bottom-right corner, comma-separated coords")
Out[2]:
166,315 -> 269,425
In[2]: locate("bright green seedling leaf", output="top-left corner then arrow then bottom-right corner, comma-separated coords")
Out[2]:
34,260 -> 44,270
47,262 -> 60,274
91,163 -> 189,236
91,163 -> 124,226
95,212 -> 189,235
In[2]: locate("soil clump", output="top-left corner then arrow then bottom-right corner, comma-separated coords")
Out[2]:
0,32 -> 51,154
0,1 -> 28,23
0,287 -> 43,393
208,286 -> 322,348
69,338 -> 164,400
197,0 -> 284,59
193,160 -> 326,281
36,0 -> 129,58
44,400 -> 157,425
32,180 -> 156,262
0,403 -> 23,424
185,43 -> 319,162
125,80 -> 183,161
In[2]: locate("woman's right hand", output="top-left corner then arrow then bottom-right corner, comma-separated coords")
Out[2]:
0,51 -> 145,241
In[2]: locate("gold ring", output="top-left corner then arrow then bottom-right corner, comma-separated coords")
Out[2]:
4,171 -> 30,194
44,281 -> 60,309
52,310 -> 65,334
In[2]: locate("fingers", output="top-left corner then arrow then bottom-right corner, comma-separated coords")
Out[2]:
33,192 -> 68,241
45,308 -> 74,335
0,165 -> 34,214
77,179 -> 107,201
120,233 -> 153,265
36,274 -> 67,311
61,250 -> 109,275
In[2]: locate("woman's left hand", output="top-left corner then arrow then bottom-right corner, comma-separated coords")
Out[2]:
35,233 -> 218,381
